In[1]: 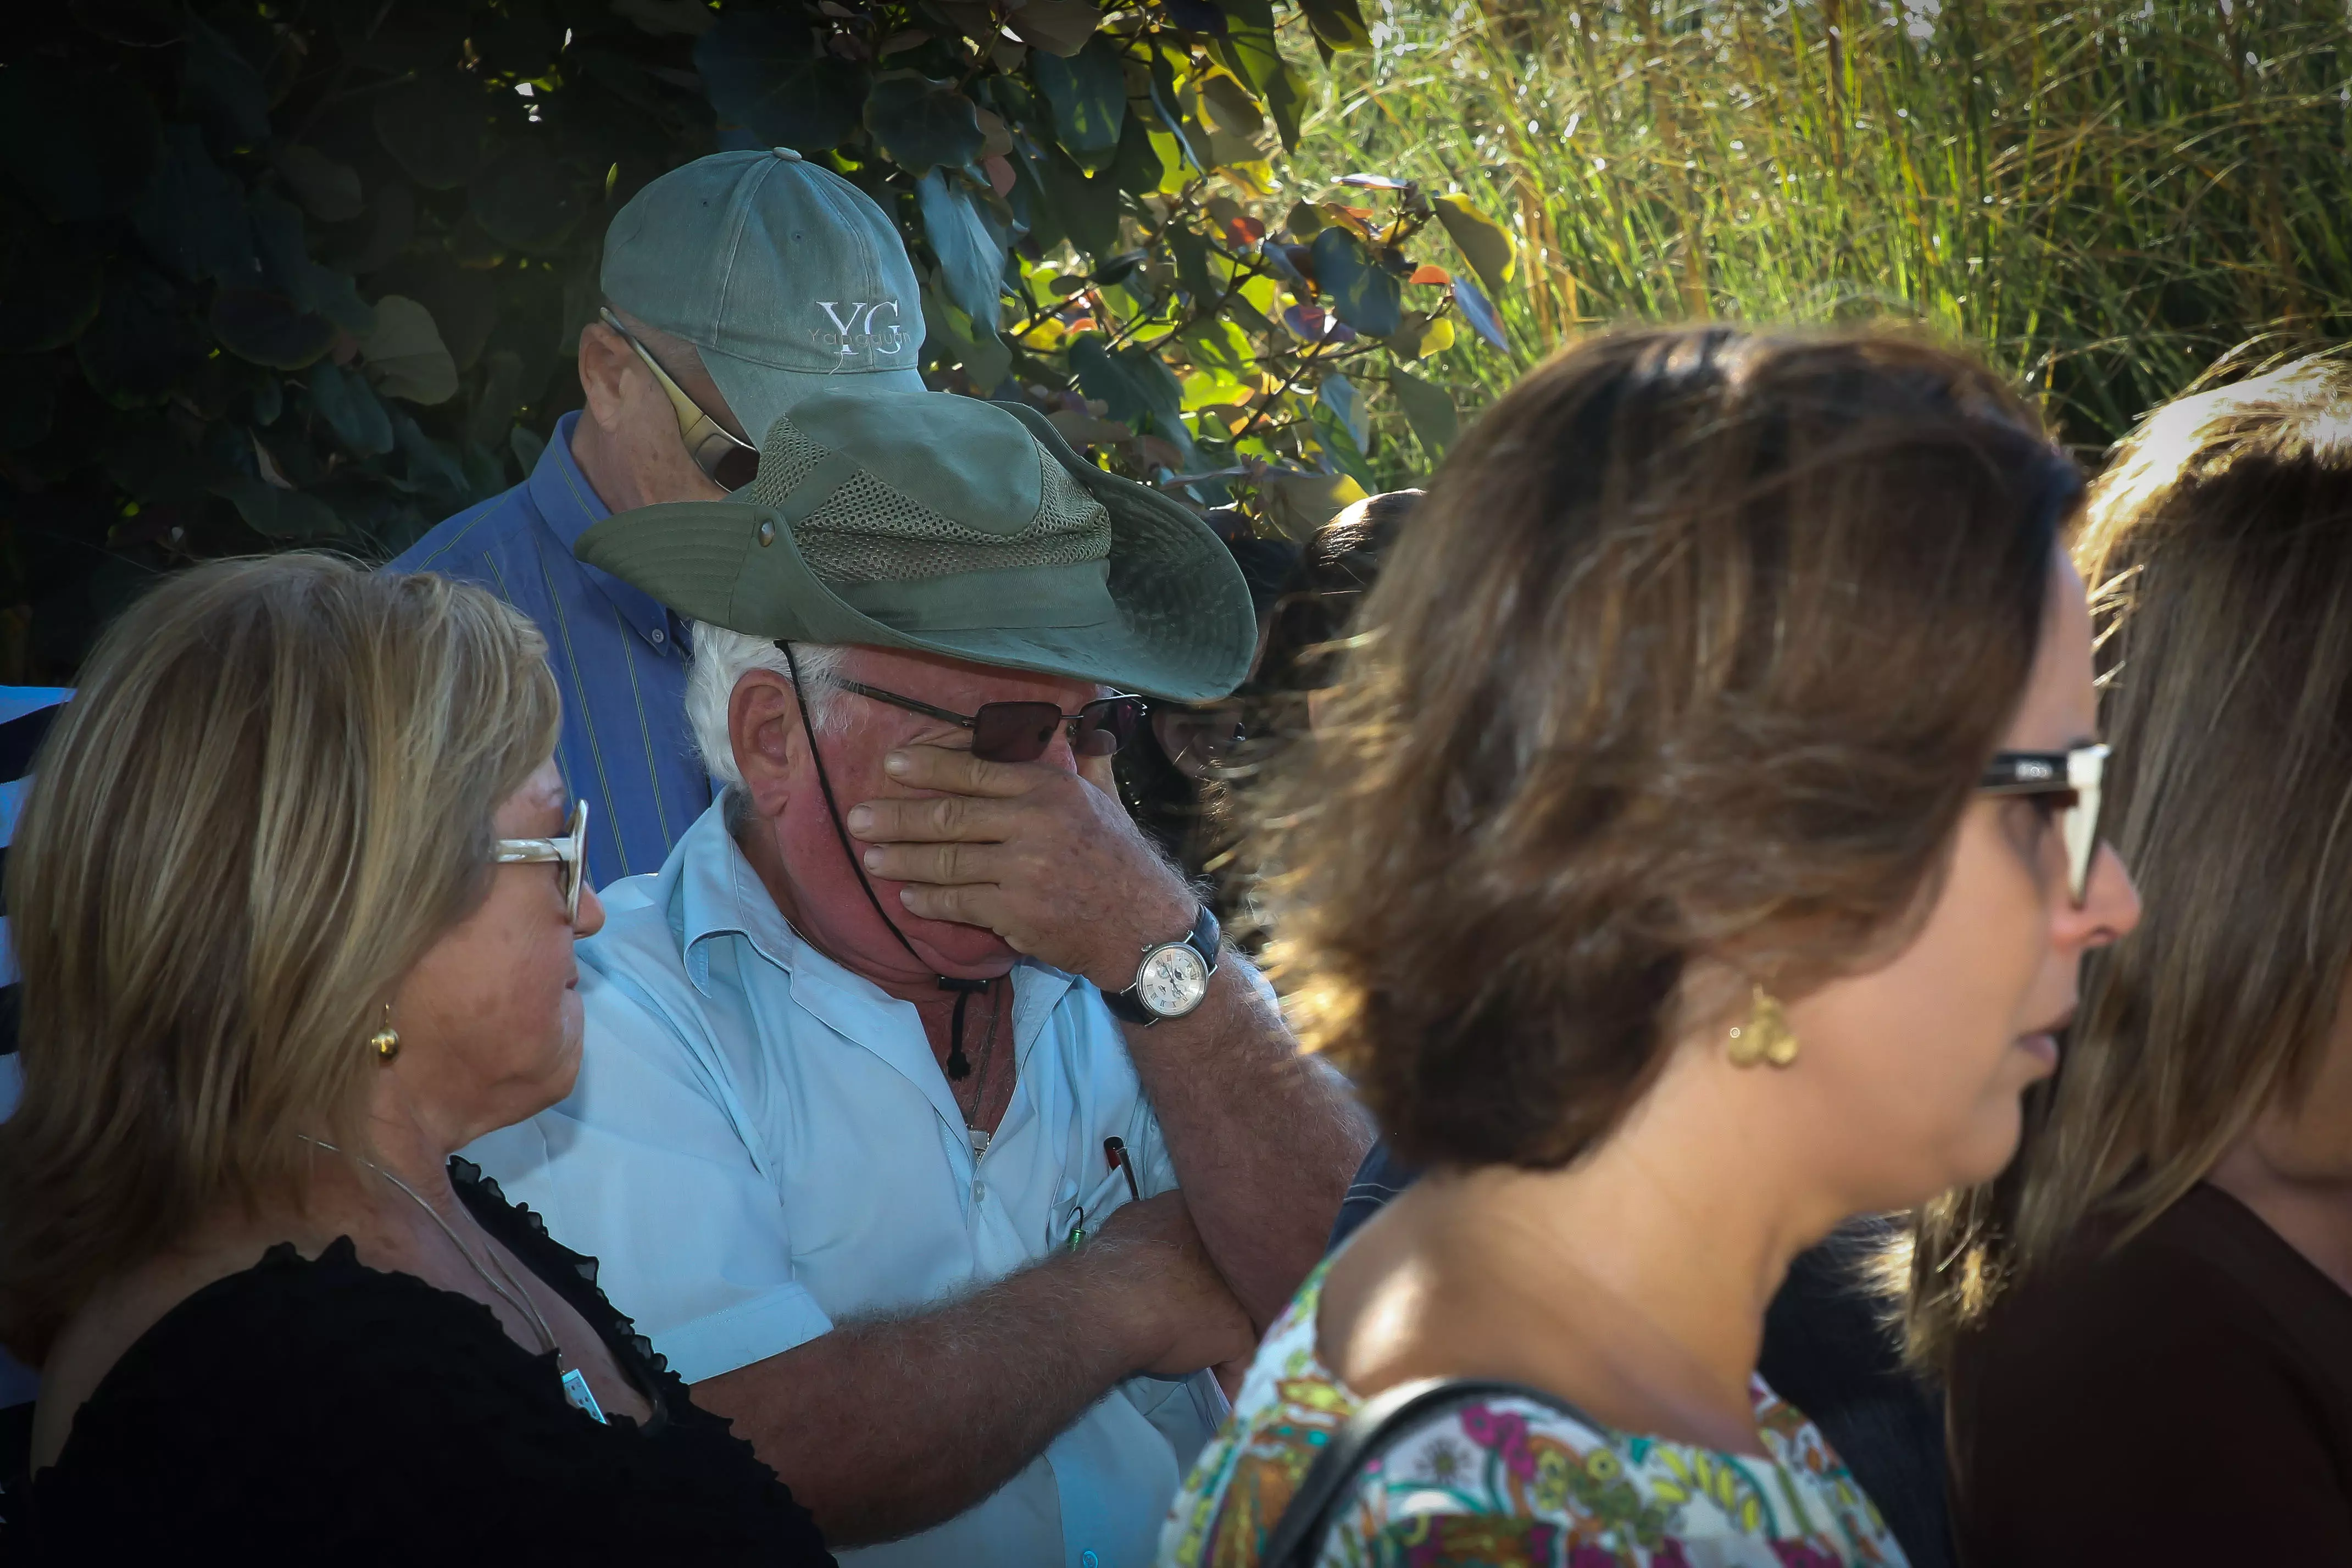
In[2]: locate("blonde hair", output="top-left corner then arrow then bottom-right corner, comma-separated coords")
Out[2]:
0,555 -> 559,1363
1899,353 -> 2352,1368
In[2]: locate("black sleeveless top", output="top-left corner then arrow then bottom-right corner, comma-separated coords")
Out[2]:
12,1159 -> 834,1565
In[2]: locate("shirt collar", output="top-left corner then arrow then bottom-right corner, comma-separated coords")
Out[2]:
527,410 -> 676,649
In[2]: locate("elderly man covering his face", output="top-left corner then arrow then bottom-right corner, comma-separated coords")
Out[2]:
469,389 -> 1372,1567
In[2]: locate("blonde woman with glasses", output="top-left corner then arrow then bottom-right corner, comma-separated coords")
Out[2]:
0,557 -> 832,1563
1905,354 -> 2352,1565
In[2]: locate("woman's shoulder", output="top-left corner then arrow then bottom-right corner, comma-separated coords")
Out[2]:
1164,1265 -> 1901,1567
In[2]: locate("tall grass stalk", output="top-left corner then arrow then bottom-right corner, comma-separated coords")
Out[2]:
1291,0 -> 2352,469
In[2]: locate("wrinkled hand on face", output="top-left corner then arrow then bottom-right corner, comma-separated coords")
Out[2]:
845,743 -> 1193,993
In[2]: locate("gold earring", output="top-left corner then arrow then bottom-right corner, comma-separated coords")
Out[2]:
369,1004 -> 400,1064
1726,985 -> 1799,1069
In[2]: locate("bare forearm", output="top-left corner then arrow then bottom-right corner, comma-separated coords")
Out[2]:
1126,955 -> 1372,1325
693,1248 -> 1141,1546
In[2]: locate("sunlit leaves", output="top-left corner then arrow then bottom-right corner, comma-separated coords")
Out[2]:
1430,193 -> 1516,299
1310,227 -> 1402,337
1032,38 -> 1127,174
917,170 -> 1014,333
1389,368 -> 1458,455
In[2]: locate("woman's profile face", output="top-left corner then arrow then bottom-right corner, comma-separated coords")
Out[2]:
1784,552 -> 2143,1210
390,757 -> 607,1142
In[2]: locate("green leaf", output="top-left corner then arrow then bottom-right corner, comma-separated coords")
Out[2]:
131,124 -> 260,287
77,265 -> 198,408
0,207 -> 104,353
1033,144 -> 1122,259
251,192 -> 374,336
1107,108 -> 1170,197
0,65 -> 162,221
865,74 -> 987,178
210,288 -> 336,369
916,170 -> 1013,333
214,474 -> 343,540
180,17 -> 271,149
1310,227 -> 1402,338
1184,316 -> 1255,377
1390,368 -> 1457,456
68,0 -> 186,48
696,12 -> 869,152
374,71 -> 486,191
307,359 -> 394,455
391,410 -> 470,507
1317,371 -> 1365,451
274,145 -> 364,225
1067,333 -> 1149,427
1032,37 -> 1127,174
1004,0 -> 1103,58
918,287 -> 1013,392
1167,223 -> 1219,308
1298,0 -> 1371,50
0,359 -> 55,452
470,143 -> 586,252
1431,193 -> 1516,299
362,296 -> 460,406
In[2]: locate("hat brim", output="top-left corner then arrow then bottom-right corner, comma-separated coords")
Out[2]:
572,405 -> 1257,703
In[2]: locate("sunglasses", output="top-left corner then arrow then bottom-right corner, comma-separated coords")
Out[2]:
599,308 -> 760,491
1152,703 -> 1248,781
493,799 -> 591,925
1979,743 -> 2108,905
835,679 -> 1148,764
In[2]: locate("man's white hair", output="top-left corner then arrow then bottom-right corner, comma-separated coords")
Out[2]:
683,624 -> 853,800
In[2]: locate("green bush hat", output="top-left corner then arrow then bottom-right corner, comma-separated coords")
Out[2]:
572,391 -> 1258,702
600,148 -> 925,446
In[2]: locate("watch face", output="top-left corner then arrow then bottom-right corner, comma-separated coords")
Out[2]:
1136,942 -> 1212,1019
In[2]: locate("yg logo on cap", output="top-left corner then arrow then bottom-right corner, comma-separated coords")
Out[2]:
815,300 -> 911,369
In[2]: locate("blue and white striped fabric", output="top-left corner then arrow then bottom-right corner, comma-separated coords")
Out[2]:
0,686 -> 66,1411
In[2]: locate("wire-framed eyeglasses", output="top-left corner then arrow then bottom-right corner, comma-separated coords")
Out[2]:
493,799 -> 591,926
835,679 -> 1148,765
1979,743 -> 2108,905
598,308 -> 759,491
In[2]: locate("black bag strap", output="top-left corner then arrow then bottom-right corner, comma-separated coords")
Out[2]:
1260,1376 -> 1608,1568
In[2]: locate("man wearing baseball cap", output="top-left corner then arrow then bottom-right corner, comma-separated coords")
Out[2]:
390,148 -> 922,888
466,389 -> 1373,1566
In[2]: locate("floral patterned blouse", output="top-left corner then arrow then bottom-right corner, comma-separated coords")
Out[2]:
1160,1261 -> 1906,1568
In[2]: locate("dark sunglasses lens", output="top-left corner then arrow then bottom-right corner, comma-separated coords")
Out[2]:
710,445 -> 760,492
1074,697 -> 1145,758
971,702 -> 1062,763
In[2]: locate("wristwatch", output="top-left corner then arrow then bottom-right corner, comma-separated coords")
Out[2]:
1104,904 -> 1221,1025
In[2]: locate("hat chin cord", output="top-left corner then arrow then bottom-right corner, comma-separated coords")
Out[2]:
777,642 -> 992,1079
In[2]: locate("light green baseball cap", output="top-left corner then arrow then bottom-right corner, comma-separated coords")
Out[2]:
572,390 -> 1258,702
600,148 -> 926,447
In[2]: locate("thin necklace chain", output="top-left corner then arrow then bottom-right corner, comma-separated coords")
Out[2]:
955,980 -> 1008,1138
302,1137 -> 561,1365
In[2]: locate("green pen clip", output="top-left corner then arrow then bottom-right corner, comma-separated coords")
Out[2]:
1066,1205 -> 1086,1251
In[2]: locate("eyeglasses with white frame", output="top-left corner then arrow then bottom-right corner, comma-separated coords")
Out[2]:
492,799 -> 590,926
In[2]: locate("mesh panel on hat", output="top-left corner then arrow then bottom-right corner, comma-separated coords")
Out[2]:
752,415 -> 1113,585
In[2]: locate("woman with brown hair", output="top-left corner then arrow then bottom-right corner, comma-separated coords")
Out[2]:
1904,354 -> 2352,1564
1161,325 -> 2140,1567
0,556 -> 831,1561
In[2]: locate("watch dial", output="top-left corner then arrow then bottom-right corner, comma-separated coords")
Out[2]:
1137,943 -> 1211,1017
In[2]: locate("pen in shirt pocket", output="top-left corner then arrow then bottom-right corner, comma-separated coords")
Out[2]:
1104,1136 -> 1142,1203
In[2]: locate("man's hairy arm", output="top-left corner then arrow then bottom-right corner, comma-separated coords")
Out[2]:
1120,954 -> 1372,1327
691,1192 -> 1249,1547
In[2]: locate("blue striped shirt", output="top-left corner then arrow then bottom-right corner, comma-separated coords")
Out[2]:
388,413 -> 711,890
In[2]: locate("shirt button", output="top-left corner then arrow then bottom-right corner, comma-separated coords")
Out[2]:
1082,1552 -> 1100,1567
648,627 -> 666,644
971,1180 -> 986,1202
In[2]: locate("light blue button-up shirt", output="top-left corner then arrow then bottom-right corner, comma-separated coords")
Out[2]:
466,802 -> 1225,1568
388,412 -> 710,889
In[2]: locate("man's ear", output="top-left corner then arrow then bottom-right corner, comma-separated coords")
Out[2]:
729,668 -> 808,821
576,322 -> 632,433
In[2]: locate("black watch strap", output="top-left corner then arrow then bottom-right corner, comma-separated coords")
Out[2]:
1104,903 -> 1220,1025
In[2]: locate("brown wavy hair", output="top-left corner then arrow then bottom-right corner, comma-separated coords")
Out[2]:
0,555 -> 558,1364
1899,353 -> 2352,1369
1252,325 -> 2079,1169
